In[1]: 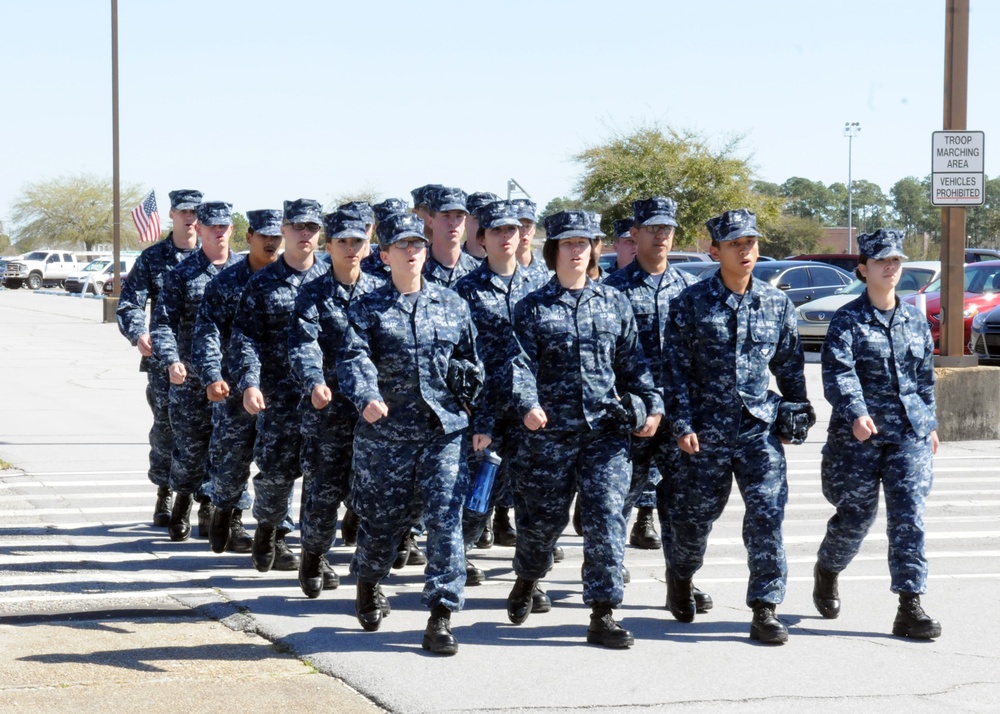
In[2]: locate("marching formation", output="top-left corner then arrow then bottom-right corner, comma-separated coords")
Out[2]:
115,187 -> 942,655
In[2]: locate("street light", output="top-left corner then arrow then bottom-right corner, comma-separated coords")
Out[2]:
844,121 -> 861,253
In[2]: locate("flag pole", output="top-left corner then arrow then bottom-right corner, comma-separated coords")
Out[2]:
106,0 -> 120,322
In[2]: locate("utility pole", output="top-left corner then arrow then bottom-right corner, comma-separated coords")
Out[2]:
106,0 -> 120,323
844,122 -> 860,253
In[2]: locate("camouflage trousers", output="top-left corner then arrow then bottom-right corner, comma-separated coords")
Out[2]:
670,411 -> 788,606
350,424 -> 468,612
626,433 -> 665,514
208,395 -> 255,512
252,394 -> 303,528
299,402 -> 355,555
167,373 -> 213,500
510,428 -> 630,607
144,363 -> 173,488
461,420 -> 515,548
818,431 -> 934,594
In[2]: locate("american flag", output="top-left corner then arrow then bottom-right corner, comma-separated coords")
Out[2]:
131,190 -> 161,243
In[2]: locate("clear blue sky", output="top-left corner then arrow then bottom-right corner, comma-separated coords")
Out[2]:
2,0 -> 998,229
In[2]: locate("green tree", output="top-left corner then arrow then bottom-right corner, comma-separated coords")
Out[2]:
10,174 -> 146,252
780,177 -> 837,224
848,179 -> 889,235
0,219 -> 11,254
539,196 -> 594,222
227,211 -> 250,250
751,181 -> 782,198
890,175 -> 939,242
760,215 -> 823,258
966,176 -> 1000,249
573,124 -> 778,247
328,185 -> 383,211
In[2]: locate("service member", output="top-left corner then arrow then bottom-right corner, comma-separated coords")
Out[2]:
423,186 -> 479,288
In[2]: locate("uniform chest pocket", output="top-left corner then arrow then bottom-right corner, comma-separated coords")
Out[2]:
907,332 -> 926,360
435,324 -> 460,349
858,335 -> 892,359
751,318 -> 780,358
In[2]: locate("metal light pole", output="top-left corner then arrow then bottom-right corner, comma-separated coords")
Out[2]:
843,122 -> 860,254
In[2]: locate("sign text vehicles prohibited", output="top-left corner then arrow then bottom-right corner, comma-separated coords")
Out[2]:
932,130 -> 985,206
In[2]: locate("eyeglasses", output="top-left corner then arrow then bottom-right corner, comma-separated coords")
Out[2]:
390,238 -> 426,251
292,222 -> 321,233
642,225 -> 674,236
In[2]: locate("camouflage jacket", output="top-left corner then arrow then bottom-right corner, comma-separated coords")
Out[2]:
423,250 -> 480,289
454,261 -> 549,437
288,270 -> 382,405
665,272 -> 807,443
151,250 -> 240,369
603,261 -> 696,389
116,233 -> 200,370
822,290 -> 938,442
511,276 -> 663,432
337,280 -> 482,441
229,256 -> 328,397
190,257 -> 253,387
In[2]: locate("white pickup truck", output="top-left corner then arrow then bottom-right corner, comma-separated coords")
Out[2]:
3,250 -> 81,290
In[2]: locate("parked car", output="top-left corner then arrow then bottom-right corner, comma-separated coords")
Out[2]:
796,261 -> 941,349
789,253 -> 859,274
969,304 -> 1000,362
668,251 -> 712,263
673,259 -> 852,305
902,260 -> 1000,354
675,261 -> 720,279
65,256 -> 138,295
3,250 -> 80,289
965,248 -> 1000,263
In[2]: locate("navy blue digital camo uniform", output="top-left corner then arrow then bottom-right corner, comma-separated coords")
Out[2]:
289,261 -> 381,558
509,270 -> 662,610
229,253 -> 327,528
338,229 -> 482,614
818,237 -> 938,596
117,189 -> 203,490
665,238 -> 807,608
151,223 -> 240,500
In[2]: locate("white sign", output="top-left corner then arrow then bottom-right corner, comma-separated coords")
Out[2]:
931,130 -> 985,206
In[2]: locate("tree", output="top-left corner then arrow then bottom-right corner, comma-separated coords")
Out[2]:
230,211 -> 249,241
848,180 -> 890,235
967,176 -> 1000,249
751,181 -> 782,198
0,219 -> 10,255
890,176 -> 939,243
780,177 -> 837,224
759,215 -> 823,258
539,196 -> 595,222
573,124 -> 779,247
328,185 -> 383,211
10,174 -> 146,252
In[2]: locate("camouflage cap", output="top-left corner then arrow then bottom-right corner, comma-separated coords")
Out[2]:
410,183 -> 445,209
169,189 -> 203,211
323,210 -> 369,241
246,209 -> 283,236
858,228 -> 908,260
373,197 -> 410,223
429,186 -> 469,214
633,196 -> 679,227
337,201 -> 374,226
705,208 -> 762,243
376,213 -> 428,247
543,210 -> 594,241
478,200 -> 522,230
511,198 -> 537,223
586,212 -> 606,238
196,201 -> 233,226
466,192 -> 502,219
283,198 -> 324,224
614,217 -> 635,238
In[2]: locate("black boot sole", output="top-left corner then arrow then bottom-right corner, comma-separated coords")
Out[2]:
586,630 -> 634,649
750,624 -> 788,644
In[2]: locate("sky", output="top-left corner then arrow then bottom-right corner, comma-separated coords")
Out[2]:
2,0 -> 998,231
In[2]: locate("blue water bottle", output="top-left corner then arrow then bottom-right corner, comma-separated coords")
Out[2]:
467,449 -> 502,514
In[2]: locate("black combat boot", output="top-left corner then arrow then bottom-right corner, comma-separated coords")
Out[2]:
272,529 -> 299,571
375,584 -> 391,616
227,509 -> 253,554
392,534 -> 409,569
749,602 -> 788,644
475,510 -> 494,549
507,577 -> 536,624
629,506 -> 661,550
892,593 -> 942,639
167,493 -> 193,542
153,486 -> 172,527
252,524 -> 276,572
665,568 -> 696,623
586,604 -> 634,649
693,585 -> 714,613
622,565 -> 630,584
196,500 -> 214,539
531,584 -> 552,613
406,535 -> 427,566
493,505 -> 517,547
356,579 -> 383,631
209,508 -> 233,554
552,545 -> 564,562
422,605 -> 458,655
319,555 -> 339,590
341,508 -> 359,547
298,550 -> 323,599
466,560 -> 485,586
813,563 -> 841,619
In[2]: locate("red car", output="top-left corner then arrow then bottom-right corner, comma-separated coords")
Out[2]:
902,260 -> 1000,354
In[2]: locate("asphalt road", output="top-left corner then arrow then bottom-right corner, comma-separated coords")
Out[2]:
1,288 -> 999,712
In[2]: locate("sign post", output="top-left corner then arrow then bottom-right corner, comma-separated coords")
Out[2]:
931,130 -> 985,207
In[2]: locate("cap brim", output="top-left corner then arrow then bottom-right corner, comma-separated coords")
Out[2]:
639,216 -> 678,227
517,212 -> 537,222
615,232 -> 632,239
718,228 -> 761,242
255,226 -> 283,236
287,214 -> 323,224
173,202 -> 201,211
482,217 -> 522,230
869,247 -> 908,260
330,229 -> 369,240
434,203 -> 469,213
547,230 -> 594,240
380,231 -> 428,246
